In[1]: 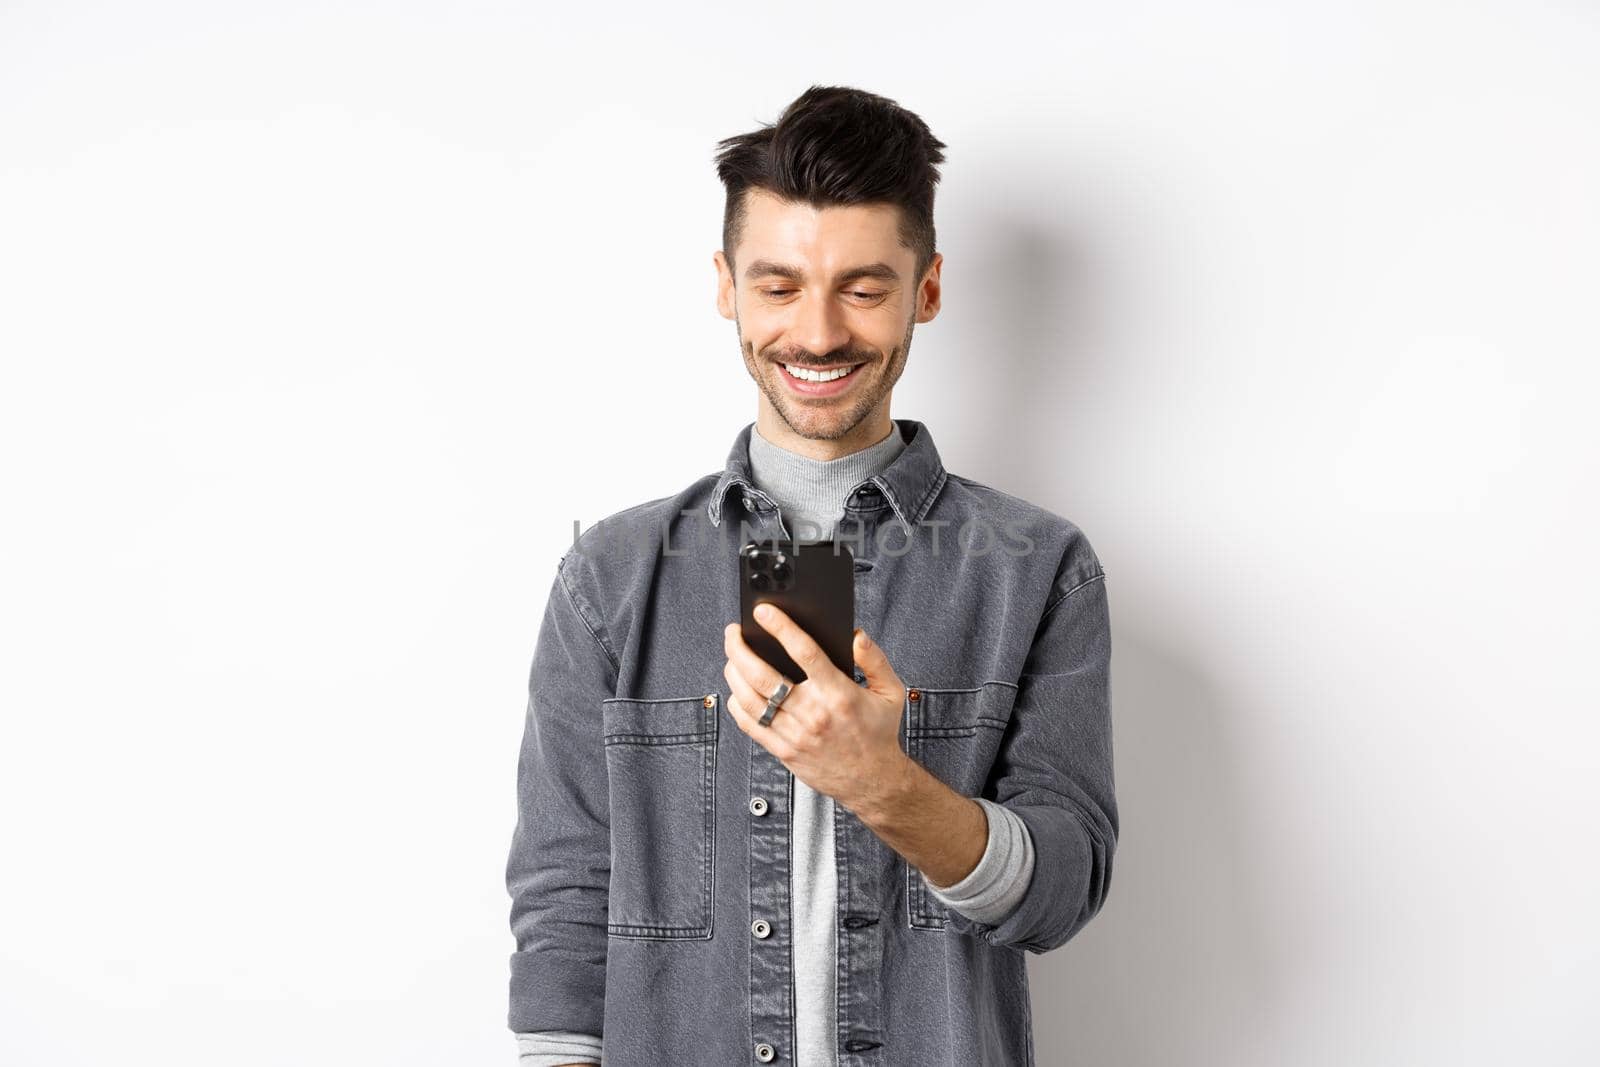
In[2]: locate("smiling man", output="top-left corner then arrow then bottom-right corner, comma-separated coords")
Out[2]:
507,85 -> 1117,1066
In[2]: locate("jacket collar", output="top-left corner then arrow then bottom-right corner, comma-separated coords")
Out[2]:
707,418 -> 948,537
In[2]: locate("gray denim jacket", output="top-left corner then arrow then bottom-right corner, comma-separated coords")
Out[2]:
506,418 -> 1117,1066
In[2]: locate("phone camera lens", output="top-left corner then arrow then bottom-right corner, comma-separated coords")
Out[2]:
770,561 -> 791,583
750,552 -> 770,572
751,572 -> 771,592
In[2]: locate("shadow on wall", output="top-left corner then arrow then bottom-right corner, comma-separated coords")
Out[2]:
951,201 -> 1288,1065
1029,631 -> 1286,1066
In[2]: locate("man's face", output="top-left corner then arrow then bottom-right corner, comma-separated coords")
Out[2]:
715,188 -> 941,442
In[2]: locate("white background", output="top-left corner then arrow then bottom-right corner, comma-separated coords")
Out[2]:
2,2 -> 1596,1064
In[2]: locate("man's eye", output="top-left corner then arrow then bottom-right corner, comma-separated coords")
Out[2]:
758,288 -> 884,301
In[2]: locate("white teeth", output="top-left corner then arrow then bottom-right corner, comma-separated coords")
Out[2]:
784,363 -> 856,382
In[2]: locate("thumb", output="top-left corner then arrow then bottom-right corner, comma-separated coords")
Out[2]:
853,628 -> 902,696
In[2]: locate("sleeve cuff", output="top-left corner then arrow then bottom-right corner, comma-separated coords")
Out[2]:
925,797 -> 1037,925
515,1029 -> 604,1065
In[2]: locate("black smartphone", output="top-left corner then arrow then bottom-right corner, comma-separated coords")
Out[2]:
739,538 -> 855,683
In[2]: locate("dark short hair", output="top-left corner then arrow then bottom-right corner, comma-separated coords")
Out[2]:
713,85 -> 948,285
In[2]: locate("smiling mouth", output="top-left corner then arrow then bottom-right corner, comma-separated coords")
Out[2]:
778,361 -> 862,383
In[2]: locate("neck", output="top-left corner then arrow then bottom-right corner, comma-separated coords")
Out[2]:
755,402 -> 894,462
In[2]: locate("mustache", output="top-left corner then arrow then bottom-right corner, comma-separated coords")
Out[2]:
767,350 -> 873,367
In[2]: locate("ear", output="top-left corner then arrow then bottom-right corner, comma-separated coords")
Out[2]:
714,250 -> 737,321
915,251 -> 943,322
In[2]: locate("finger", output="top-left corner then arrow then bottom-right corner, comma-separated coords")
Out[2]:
751,602 -> 842,690
723,658 -> 775,733
725,692 -> 796,762
725,618 -> 802,710
724,690 -> 757,738
724,655 -> 805,745
852,627 -> 904,699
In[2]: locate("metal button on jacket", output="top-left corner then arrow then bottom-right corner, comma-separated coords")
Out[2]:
507,418 -> 1118,1066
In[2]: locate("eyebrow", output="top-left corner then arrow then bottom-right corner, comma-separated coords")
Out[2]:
742,259 -> 902,285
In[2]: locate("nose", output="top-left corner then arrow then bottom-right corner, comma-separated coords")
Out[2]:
788,289 -> 853,361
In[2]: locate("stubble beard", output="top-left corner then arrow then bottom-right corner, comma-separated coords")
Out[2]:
739,311 -> 915,443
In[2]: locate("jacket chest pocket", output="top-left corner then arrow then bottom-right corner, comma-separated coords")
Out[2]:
902,681 -> 1015,930
602,693 -> 719,939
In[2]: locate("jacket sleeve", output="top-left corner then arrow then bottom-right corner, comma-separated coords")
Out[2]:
940,565 -> 1117,954
506,547 -> 617,1034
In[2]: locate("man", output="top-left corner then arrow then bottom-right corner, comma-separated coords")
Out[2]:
507,84 -> 1117,1066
